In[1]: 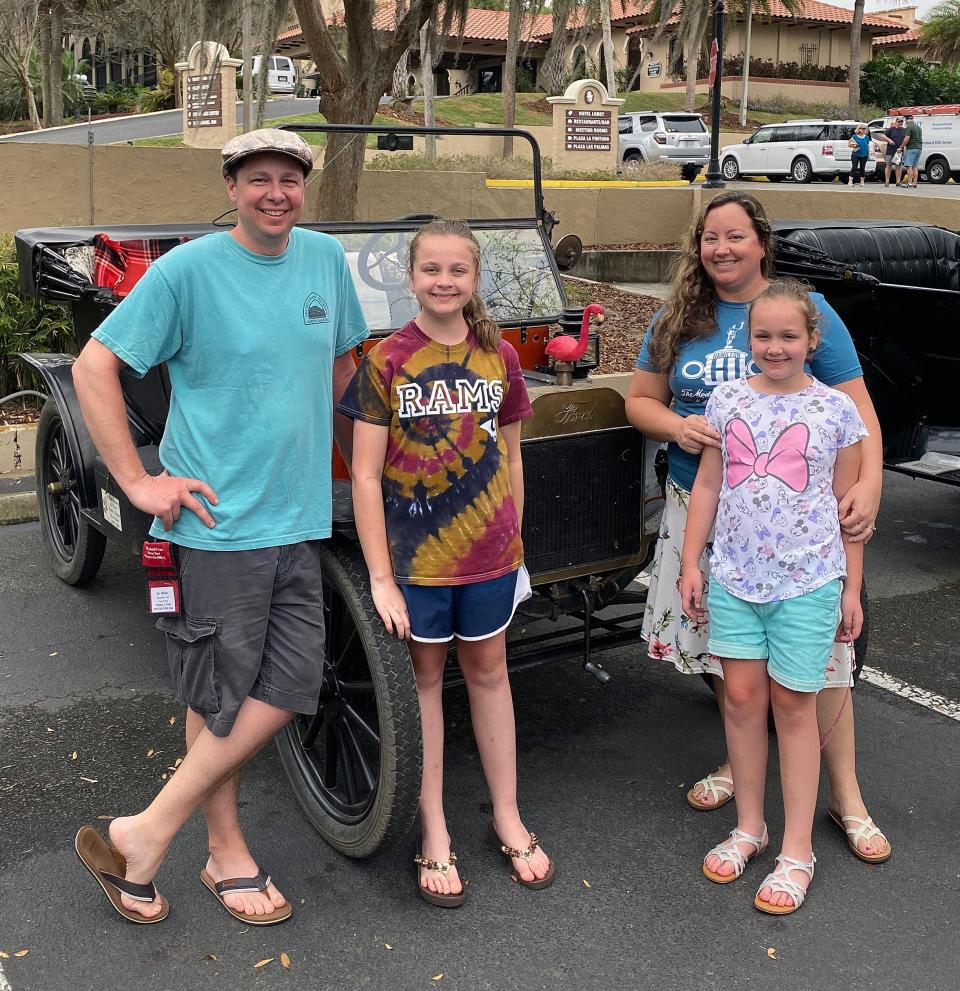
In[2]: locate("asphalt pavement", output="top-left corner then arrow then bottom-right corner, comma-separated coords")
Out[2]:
0,99 -> 321,145
0,471 -> 957,991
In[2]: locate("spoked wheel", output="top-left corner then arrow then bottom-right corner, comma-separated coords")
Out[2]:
276,541 -> 422,858
36,399 -> 106,586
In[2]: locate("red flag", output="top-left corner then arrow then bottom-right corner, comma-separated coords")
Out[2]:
708,38 -> 719,86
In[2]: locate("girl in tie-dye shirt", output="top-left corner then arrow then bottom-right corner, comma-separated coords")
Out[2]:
342,220 -> 553,908
680,279 -> 868,917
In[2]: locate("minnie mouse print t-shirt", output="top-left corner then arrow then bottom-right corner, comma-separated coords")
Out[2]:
704,376 -> 867,603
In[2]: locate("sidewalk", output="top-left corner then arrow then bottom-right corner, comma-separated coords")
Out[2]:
0,471 -> 37,524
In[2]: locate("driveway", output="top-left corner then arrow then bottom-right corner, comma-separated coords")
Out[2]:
0,470 -> 957,991
0,99 -> 321,145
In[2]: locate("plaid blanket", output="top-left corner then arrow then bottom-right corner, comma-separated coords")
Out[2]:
92,234 -> 183,296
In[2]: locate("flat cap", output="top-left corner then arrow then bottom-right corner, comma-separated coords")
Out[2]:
221,128 -> 313,176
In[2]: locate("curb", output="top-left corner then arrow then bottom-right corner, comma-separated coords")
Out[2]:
0,471 -> 38,525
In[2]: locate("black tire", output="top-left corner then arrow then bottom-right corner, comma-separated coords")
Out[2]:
275,540 -> 422,858
36,399 -> 106,586
790,156 -> 812,183
925,156 -> 949,184
721,156 -> 740,180
622,151 -> 643,171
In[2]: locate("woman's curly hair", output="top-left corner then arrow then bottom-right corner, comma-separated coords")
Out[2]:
649,191 -> 774,373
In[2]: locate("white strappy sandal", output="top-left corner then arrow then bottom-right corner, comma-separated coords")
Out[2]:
702,824 -> 768,884
827,810 -> 891,864
754,853 -> 816,915
687,771 -> 735,811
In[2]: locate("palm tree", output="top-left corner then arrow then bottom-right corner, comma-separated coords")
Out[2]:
919,0 -> 960,64
848,0 -> 865,118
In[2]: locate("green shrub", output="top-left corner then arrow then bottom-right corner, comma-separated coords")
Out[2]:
138,70 -> 176,114
93,83 -> 141,114
0,236 -> 74,419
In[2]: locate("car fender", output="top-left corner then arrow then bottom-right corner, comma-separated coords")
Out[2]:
18,352 -> 100,507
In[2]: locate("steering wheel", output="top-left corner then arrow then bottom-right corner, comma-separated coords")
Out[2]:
356,215 -> 440,292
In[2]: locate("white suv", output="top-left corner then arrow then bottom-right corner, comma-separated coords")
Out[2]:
618,111 -> 711,170
719,120 -> 881,183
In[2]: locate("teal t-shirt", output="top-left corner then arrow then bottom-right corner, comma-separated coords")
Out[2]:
635,294 -> 862,492
93,228 -> 368,550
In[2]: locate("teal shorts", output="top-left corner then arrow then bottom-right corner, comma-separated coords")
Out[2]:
706,577 -> 842,693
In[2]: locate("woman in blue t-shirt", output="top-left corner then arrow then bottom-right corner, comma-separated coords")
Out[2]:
847,124 -> 872,186
625,191 -> 891,864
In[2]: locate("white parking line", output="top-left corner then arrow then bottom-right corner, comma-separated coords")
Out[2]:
0,960 -> 13,990
860,665 -> 960,722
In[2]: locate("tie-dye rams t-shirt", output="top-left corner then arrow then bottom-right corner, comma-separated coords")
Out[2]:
704,377 -> 867,603
338,320 -> 532,586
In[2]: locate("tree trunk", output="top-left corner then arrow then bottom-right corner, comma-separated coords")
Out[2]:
541,0 -> 573,95
502,0 -> 522,157
419,22 -> 435,160
39,4 -> 51,126
848,0 -> 864,119
255,0 -> 285,129
48,0 -> 63,126
685,33 -> 698,112
392,48 -> 409,101
600,0 -> 616,96
18,62 -> 42,130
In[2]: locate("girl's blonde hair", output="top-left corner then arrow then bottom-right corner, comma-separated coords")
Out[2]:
748,278 -> 821,352
649,191 -> 774,373
408,218 -> 501,352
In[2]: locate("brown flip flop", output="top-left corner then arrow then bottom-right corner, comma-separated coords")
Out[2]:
74,825 -> 169,924
488,822 -> 556,889
200,868 -> 293,925
414,849 -> 466,908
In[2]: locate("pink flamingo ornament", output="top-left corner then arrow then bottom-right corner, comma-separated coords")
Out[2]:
545,303 -> 604,364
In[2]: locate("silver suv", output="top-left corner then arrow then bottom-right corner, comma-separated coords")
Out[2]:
618,111 -> 710,170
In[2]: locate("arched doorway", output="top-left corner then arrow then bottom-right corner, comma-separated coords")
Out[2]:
571,45 -> 587,80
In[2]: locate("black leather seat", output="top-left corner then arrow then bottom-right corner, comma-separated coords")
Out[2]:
774,221 -> 960,291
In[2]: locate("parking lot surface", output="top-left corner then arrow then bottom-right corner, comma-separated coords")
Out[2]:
0,470 -> 957,991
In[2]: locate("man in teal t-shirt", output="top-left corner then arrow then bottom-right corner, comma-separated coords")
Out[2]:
72,129 -> 368,926
902,114 -> 924,187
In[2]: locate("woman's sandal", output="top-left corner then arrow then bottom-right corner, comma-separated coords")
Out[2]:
200,867 -> 293,925
754,853 -> 816,916
414,849 -> 466,908
686,771 -> 735,811
702,824 -> 768,884
827,809 -> 892,864
487,822 -> 556,889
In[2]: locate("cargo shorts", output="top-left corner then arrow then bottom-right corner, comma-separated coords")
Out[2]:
156,542 -> 325,737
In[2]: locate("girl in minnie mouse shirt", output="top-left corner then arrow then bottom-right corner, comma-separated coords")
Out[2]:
680,279 -> 868,917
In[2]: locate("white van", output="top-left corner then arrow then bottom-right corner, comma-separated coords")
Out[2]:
251,55 -> 297,94
867,110 -> 960,184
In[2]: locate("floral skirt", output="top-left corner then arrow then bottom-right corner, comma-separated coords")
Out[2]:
640,479 -> 854,687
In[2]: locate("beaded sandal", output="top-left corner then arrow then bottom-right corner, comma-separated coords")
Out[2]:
754,853 -> 816,915
487,822 -> 556,889
827,810 -> 891,864
414,849 -> 466,908
686,771 -> 735,811
702,824 -> 768,884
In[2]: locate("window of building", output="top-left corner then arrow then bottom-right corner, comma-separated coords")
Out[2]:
800,44 -> 818,66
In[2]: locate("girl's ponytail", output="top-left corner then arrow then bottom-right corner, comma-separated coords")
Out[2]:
408,218 -> 501,352
463,289 -> 501,352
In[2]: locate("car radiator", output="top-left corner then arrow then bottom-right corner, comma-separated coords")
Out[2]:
520,426 -> 646,579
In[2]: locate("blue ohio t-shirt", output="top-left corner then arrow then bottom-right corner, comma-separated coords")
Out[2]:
635,293 -> 862,491
93,228 -> 369,550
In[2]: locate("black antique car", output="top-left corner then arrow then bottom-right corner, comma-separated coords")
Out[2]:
773,219 -> 960,487
14,125 -> 661,858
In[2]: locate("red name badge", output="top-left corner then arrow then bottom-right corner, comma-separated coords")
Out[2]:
142,540 -> 180,615
147,578 -> 181,615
